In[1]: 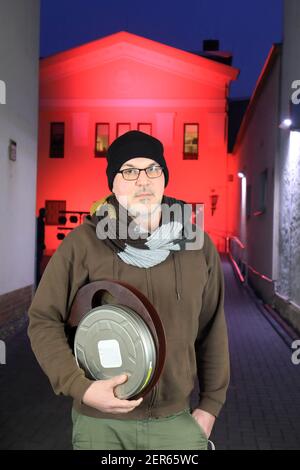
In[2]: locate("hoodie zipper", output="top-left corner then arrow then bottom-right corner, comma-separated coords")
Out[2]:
145,266 -> 157,417
173,252 -> 182,301
146,254 -> 181,417
113,249 -> 180,418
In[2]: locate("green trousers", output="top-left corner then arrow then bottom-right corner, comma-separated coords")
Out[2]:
71,408 -> 208,450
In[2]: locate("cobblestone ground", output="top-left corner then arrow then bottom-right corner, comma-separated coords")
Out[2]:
209,256 -> 300,450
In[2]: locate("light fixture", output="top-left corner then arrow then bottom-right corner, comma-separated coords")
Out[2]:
210,193 -> 219,216
279,118 -> 292,129
279,101 -> 300,131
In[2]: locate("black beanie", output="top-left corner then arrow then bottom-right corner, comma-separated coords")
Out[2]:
106,130 -> 169,190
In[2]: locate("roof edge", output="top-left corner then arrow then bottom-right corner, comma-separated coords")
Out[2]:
232,43 -> 282,154
40,31 -> 239,81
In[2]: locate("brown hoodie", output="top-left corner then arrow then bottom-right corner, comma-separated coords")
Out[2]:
27,213 -> 229,420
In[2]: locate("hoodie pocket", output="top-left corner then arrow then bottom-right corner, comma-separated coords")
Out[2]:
156,340 -> 195,405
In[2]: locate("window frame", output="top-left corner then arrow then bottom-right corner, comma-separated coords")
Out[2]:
49,122 -> 65,158
116,123 -> 131,137
137,123 -> 152,135
95,123 -> 110,158
183,123 -> 199,160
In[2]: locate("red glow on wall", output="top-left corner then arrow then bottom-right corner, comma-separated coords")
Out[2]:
36,32 -> 239,253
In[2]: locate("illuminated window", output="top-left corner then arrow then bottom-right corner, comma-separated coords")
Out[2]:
95,123 -> 109,157
138,123 -> 152,135
183,124 -> 199,160
117,123 -> 131,137
45,200 -> 66,225
49,123 -> 64,158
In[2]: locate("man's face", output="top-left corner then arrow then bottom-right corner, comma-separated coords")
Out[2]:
112,157 -> 165,216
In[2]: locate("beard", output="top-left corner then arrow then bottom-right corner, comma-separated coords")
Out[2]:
117,193 -> 161,217
128,199 -> 160,218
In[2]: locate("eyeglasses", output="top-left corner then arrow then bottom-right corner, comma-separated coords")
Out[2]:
117,165 -> 163,181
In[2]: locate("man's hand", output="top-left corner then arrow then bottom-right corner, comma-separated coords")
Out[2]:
82,374 -> 143,414
191,408 -> 216,439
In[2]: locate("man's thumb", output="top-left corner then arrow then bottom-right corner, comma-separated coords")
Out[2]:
111,374 -> 128,386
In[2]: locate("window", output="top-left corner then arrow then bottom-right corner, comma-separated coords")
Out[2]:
138,123 -> 152,135
254,169 -> 268,215
49,122 -> 64,158
183,124 -> 198,159
8,140 -> 17,161
45,200 -> 66,225
117,123 -> 131,137
95,123 -> 109,157
259,169 -> 268,213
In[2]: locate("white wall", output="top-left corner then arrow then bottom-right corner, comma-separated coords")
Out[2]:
235,52 -> 280,292
0,0 -> 40,294
277,0 -> 300,306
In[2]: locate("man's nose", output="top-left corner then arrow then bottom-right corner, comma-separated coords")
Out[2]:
136,169 -> 150,185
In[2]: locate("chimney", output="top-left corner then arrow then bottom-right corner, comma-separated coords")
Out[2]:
203,39 -> 219,52
201,39 -> 233,66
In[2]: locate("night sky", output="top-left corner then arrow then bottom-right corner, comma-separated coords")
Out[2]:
40,0 -> 283,98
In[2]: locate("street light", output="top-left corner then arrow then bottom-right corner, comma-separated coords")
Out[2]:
279,118 -> 292,129
279,101 -> 300,131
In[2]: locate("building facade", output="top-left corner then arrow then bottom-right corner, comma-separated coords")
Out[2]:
37,31 -> 238,252
232,0 -> 300,333
0,0 -> 40,326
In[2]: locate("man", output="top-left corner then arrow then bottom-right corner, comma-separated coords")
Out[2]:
28,130 -> 229,450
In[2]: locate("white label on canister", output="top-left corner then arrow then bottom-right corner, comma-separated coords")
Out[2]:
98,339 -> 122,368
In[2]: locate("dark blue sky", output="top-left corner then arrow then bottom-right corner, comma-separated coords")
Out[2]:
40,0 -> 283,98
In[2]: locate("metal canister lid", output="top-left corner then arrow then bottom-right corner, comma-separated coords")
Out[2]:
74,304 -> 156,399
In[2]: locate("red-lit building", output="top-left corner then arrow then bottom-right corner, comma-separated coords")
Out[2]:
37,31 -> 239,252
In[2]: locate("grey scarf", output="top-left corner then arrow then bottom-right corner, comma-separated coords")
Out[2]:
90,194 -> 203,268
